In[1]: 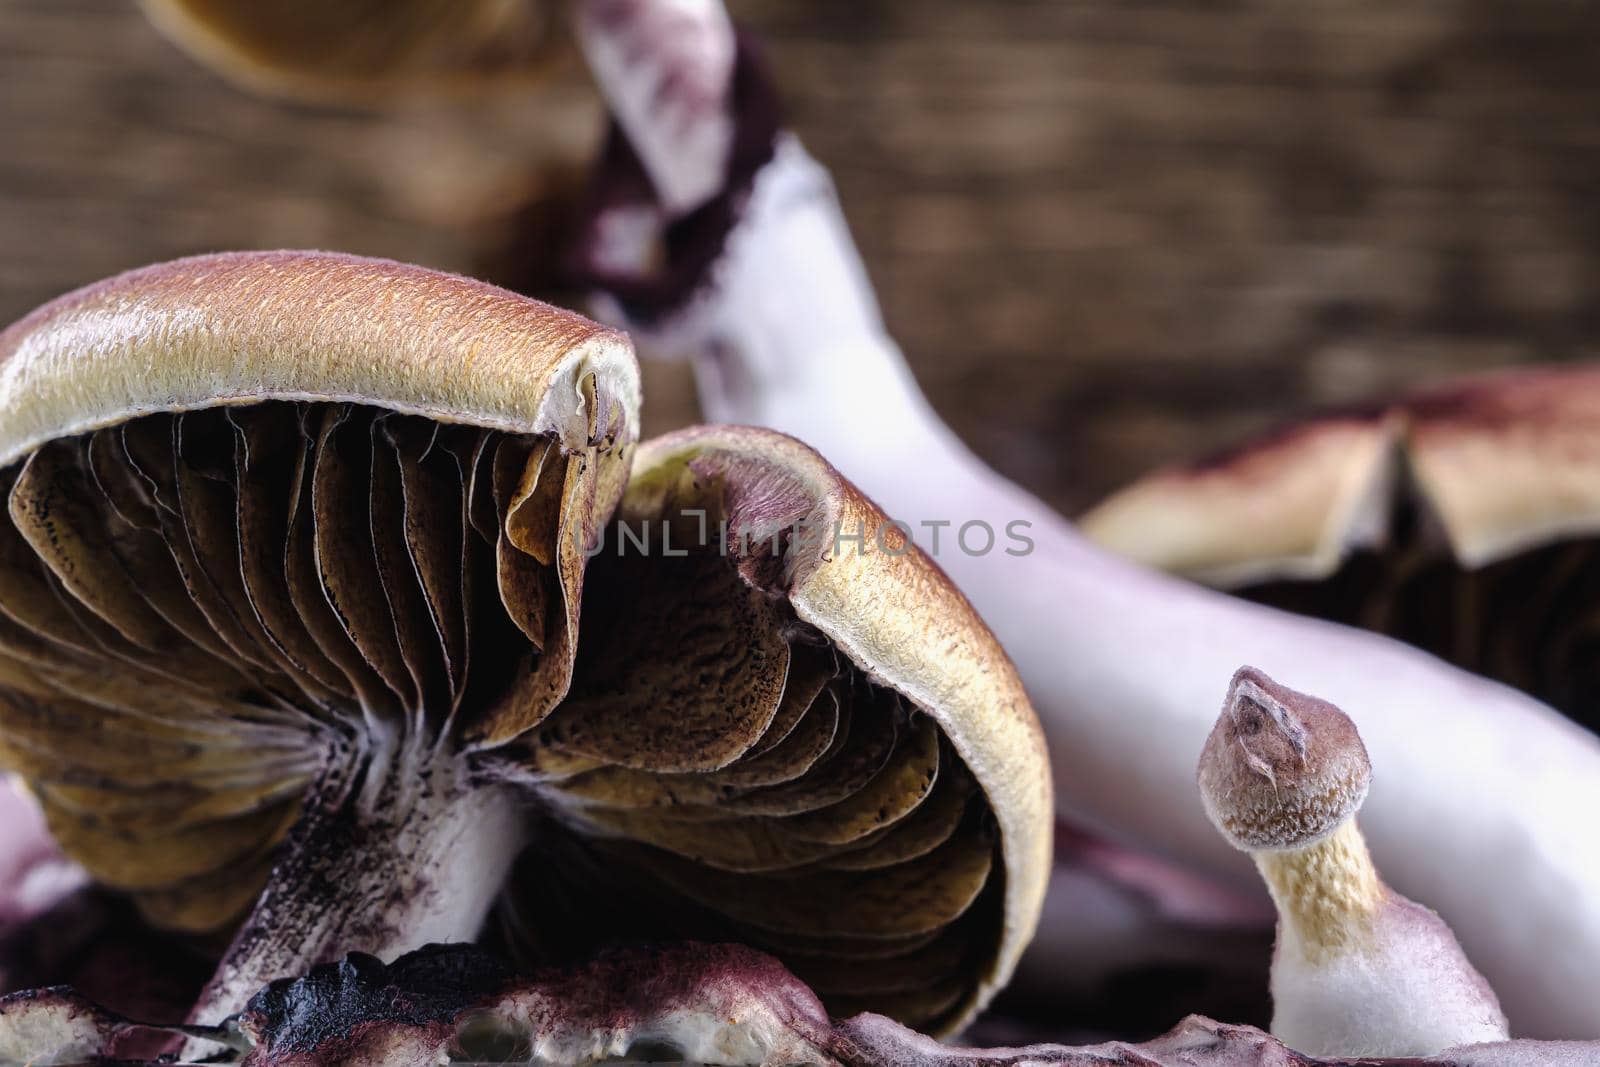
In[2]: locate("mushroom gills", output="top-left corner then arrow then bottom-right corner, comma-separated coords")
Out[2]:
0,399 -> 1006,1033
0,404 -> 569,970
494,538 -> 1006,1034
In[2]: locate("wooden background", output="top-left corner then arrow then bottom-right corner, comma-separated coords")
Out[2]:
4,0 -> 1600,514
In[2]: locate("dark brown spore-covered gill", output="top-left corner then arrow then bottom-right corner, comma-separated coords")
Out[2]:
0,400 -> 1004,1030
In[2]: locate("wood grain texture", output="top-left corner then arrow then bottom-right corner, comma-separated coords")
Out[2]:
5,0 -> 1600,512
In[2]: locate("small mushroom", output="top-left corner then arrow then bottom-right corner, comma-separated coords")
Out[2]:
138,0 -> 570,101
0,251 -> 1050,1036
568,5 -> 1600,1037
1199,667 -> 1507,1057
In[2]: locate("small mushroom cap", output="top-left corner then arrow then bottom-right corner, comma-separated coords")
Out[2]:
139,0 -> 571,102
1197,667 -> 1371,852
1082,365 -> 1600,584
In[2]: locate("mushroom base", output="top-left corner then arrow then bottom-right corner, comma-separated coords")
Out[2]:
189,752 -> 525,1025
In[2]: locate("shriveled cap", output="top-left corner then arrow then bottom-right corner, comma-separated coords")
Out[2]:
1197,667 -> 1371,852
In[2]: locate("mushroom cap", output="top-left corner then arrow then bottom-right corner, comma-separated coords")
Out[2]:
138,0 -> 570,101
0,250 -> 639,468
1081,365 -> 1600,584
1198,667 -> 1371,853
620,425 -> 1053,1033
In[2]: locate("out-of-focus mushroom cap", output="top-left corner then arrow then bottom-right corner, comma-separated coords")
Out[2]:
624,425 -> 1053,1034
0,250 -> 640,468
138,0 -> 572,102
1081,366 -> 1600,583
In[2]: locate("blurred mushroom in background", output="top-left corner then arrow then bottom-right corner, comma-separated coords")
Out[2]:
1084,364 -> 1600,738
138,0 -> 573,102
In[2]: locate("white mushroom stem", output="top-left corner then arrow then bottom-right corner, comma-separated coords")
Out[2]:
188,748 -> 525,1025
1216,822 -> 1511,1059
574,3 -> 1600,1037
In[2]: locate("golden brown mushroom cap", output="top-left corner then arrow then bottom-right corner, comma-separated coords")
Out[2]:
0,250 -> 639,467
1081,365 -> 1600,583
138,0 -> 569,101
614,424 -> 1053,1033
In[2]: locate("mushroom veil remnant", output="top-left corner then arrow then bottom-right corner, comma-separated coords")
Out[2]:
0,251 -> 1050,1036
1199,667 -> 1508,1057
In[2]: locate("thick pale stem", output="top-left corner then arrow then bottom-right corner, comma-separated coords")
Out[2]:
189,755 -> 524,1025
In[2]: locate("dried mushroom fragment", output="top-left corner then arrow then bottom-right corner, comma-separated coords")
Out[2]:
138,0 -> 570,101
0,254 -> 1049,1037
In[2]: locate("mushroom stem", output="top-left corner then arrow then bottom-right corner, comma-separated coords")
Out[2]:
188,751 -> 525,1025
1251,821 -> 1381,960
1197,668 -> 1509,1056
571,5 -> 1600,1035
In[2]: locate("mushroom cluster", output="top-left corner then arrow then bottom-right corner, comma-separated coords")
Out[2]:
12,0 -> 1600,1059
0,251 -> 1050,1036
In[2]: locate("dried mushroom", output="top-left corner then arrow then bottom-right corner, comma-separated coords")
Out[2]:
0,252 -> 1050,1036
